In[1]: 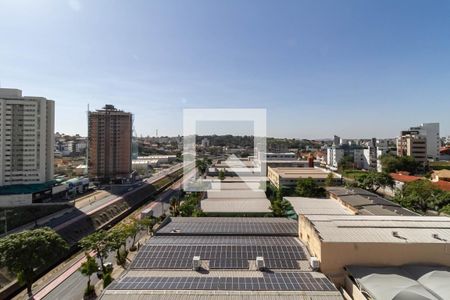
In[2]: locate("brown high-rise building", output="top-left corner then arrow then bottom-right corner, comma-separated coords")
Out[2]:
88,105 -> 132,183
397,130 -> 427,164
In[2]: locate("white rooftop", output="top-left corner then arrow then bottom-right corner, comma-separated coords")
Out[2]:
284,197 -> 352,216
201,198 -> 271,213
304,215 -> 450,243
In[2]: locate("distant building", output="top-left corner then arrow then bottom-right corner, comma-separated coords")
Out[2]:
88,105 -> 132,183
397,130 -> 427,164
333,135 -> 341,146
201,137 -> 209,148
0,88 -> 54,186
360,138 -> 387,171
326,146 -> 344,170
268,167 -> 338,189
400,123 -> 440,161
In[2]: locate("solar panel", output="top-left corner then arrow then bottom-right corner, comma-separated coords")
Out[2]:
109,272 -> 337,292
156,217 -> 298,236
131,242 -> 306,269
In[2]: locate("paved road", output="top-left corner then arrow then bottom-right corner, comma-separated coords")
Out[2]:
42,232 -> 145,300
40,169 -> 192,300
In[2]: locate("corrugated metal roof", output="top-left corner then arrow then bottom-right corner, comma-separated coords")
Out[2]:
305,215 -> 450,243
284,197 -> 351,216
326,186 -> 419,216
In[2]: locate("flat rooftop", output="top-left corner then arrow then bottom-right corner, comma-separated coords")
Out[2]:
101,217 -> 342,300
157,217 -> 298,236
202,181 -> 271,214
270,167 -> 329,179
284,197 -> 352,216
201,199 -> 271,213
326,186 -> 418,216
303,215 -> 450,243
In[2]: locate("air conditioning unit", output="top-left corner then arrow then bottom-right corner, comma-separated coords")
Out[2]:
310,257 -> 320,270
192,256 -> 201,270
256,256 -> 265,270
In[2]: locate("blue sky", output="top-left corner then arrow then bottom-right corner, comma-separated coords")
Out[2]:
1,0 -> 449,139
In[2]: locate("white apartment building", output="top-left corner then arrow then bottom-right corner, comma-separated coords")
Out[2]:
0,88 -> 55,186
408,123 -> 440,160
326,147 -> 344,170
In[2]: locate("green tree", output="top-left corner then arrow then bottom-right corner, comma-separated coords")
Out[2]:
126,218 -> 142,248
79,254 -> 98,296
0,227 -> 68,296
108,224 -> 129,266
295,178 -> 326,198
380,154 -> 421,174
325,173 -> 335,187
79,230 -> 111,273
356,171 -> 394,192
139,215 -> 157,236
169,197 -> 181,216
394,180 -> 450,213
196,159 -> 208,175
269,188 -> 293,217
179,193 -> 205,217
218,169 -> 225,181
338,155 -> 354,172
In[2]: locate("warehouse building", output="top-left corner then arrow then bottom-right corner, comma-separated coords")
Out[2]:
100,217 -> 343,300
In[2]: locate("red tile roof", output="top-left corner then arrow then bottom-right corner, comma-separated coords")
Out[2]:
433,180 -> 450,192
390,173 -> 422,183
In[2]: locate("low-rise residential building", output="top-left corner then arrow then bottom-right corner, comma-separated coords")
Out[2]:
268,167 -> 338,189
431,170 -> 450,182
326,186 -> 418,216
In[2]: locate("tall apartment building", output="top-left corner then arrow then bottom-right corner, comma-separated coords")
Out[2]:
407,123 -> 440,160
326,146 -> 344,170
397,130 -> 427,164
0,88 -> 54,186
88,105 -> 132,183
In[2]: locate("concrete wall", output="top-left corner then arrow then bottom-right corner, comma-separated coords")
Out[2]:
0,194 -> 32,206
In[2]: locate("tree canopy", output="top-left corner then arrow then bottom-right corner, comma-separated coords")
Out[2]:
380,154 -> 422,174
394,180 -> 450,213
179,192 -> 205,217
356,171 -> 394,192
269,187 -> 293,217
79,254 -> 98,296
79,230 -> 111,273
218,169 -> 225,181
295,178 -> 326,198
0,227 -> 68,296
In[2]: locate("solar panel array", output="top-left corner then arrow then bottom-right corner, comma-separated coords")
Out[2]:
147,235 -> 301,246
157,217 -> 298,236
109,272 -> 336,291
131,237 -> 306,270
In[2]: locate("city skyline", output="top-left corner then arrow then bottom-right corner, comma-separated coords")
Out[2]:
1,0 -> 450,138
